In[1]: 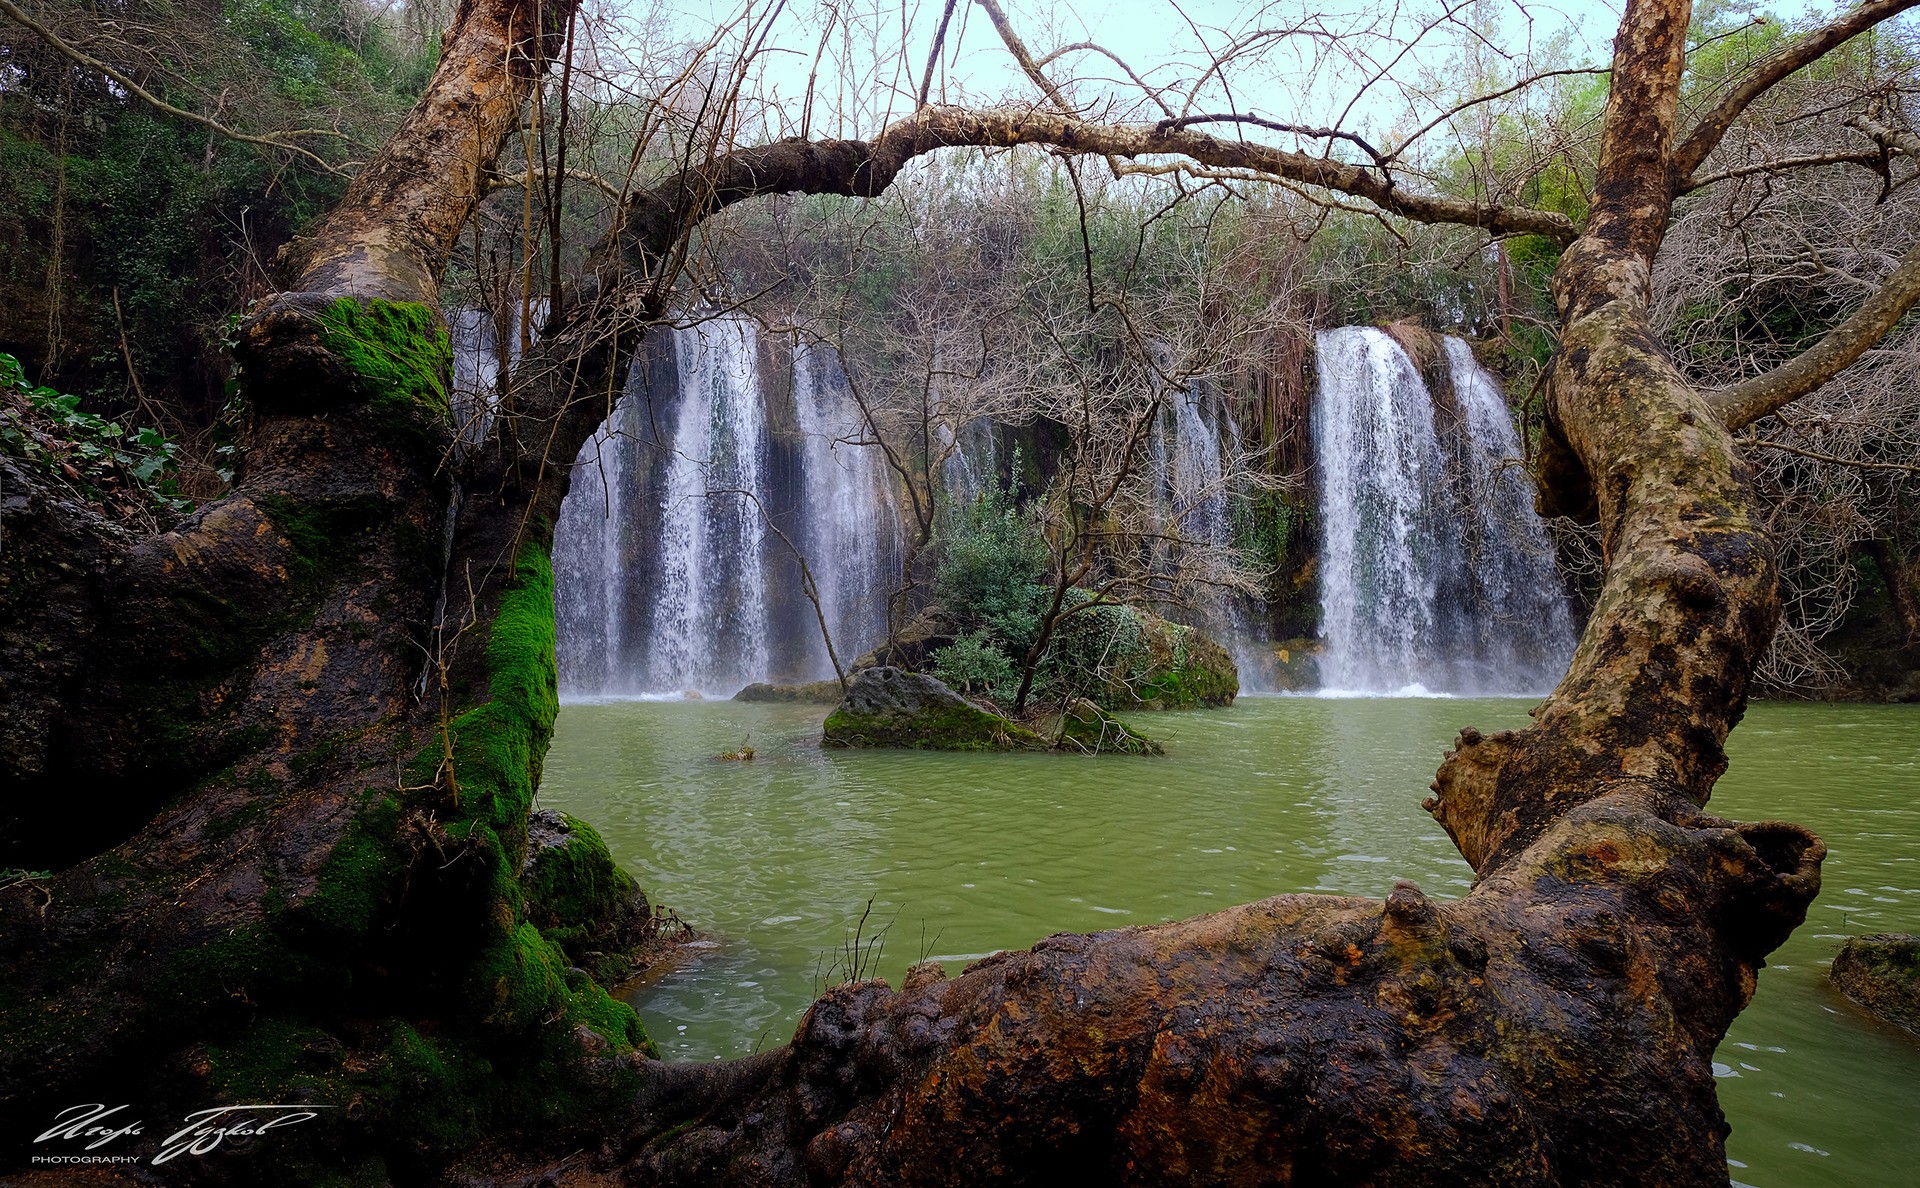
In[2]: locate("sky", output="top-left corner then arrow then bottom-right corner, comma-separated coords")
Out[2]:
627,0 -> 1637,134
580,0 -> 1850,172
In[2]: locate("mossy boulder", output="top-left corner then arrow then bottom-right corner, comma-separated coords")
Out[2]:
1055,699 -> 1163,755
822,667 -> 1048,751
523,809 -> 654,983
734,677 -> 847,704
1104,613 -> 1239,710
1832,933 -> 1920,1033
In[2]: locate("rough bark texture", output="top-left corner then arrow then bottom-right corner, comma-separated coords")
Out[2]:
0,2 -> 656,1181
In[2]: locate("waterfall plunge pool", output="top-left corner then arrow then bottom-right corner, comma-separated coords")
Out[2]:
540,697 -> 1920,1187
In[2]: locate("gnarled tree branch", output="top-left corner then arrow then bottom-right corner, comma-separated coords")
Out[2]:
1672,0 -> 1920,183
0,0 -> 348,174
1703,114 -> 1920,428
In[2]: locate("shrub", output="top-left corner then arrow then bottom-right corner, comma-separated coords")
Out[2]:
934,471 -> 1049,650
931,631 -> 1020,700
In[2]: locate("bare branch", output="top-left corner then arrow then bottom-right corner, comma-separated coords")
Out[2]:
0,0 -> 348,174
1386,68 -> 1611,165
973,0 -> 1073,113
1705,115 -> 1920,428
1157,113 -> 1389,171
484,167 -> 627,203
1736,435 -> 1920,473
917,0 -> 961,107
606,105 -> 1576,290
1678,149 -> 1889,194
1031,41 -> 1176,118
1672,0 -> 1920,183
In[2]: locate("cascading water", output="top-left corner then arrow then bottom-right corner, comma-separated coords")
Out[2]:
1153,380 -> 1277,689
1312,326 -> 1575,695
793,343 -> 900,677
939,417 -> 996,508
553,316 -> 903,697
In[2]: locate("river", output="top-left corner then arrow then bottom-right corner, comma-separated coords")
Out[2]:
541,696 -> 1920,1186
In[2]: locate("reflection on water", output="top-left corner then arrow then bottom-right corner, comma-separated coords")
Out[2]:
539,697 -> 1920,1186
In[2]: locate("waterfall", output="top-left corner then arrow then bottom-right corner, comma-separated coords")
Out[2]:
1168,385 -> 1228,543
939,417 -> 996,508
553,316 -> 904,697
1312,326 -> 1575,695
1153,380 -> 1277,688
793,343 -> 900,677
642,317 -> 773,695
448,302 -> 546,448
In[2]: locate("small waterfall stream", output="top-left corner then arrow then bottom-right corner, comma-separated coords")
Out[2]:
1312,326 -> 1575,695
642,317 -> 774,695
552,316 -> 901,697
792,343 -> 901,678
1154,380 -> 1277,689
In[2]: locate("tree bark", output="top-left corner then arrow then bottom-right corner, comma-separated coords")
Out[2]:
0,2 -> 655,1179
524,0 -> 1824,1183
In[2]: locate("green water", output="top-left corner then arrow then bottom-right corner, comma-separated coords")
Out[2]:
540,697 -> 1920,1186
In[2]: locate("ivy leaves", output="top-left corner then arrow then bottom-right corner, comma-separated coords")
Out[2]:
0,352 -> 191,517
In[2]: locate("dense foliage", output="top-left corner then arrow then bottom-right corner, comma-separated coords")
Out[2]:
0,0 -> 437,441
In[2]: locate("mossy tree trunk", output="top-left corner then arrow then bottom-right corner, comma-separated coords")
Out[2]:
3,0 -> 1916,1180
0,1 -> 658,1181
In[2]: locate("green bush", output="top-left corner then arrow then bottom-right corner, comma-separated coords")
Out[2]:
931,631 -> 1020,700
0,351 -> 188,514
1033,593 -> 1146,704
934,472 -> 1049,650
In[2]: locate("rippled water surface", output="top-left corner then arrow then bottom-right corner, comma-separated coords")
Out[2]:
540,697 -> 1920,1185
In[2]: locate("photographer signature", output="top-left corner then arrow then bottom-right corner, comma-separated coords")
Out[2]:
35,1102 -> 328,1165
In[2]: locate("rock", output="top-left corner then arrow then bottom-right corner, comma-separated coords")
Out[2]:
733,677 -> 847,704
1055,698 -> 1163,755
1101,612 -> 1238,710
851,607 -> 955,673
522,810 -> 653,983
1831,933 -> 1920,1033
1269,636 -> 1326,693
822,667 -> 1048,751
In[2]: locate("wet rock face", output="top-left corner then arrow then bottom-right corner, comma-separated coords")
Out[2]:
838,667 -> 968,716
1831,933 -> 1920,1034
733,678 -> 847,704
821,667 -> 1047,751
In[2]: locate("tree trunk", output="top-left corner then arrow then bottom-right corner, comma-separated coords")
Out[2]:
0,2 -> 660,1180
525,0 -> 1821,1183
1863,539 -> 1920,643
0,0 -> 1844,1180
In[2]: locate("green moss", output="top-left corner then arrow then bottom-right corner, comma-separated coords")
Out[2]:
1118,619 -> 1240,710
314,296 -> 452,423
204,1014 -> 342,1100
1055,701 -> 1164,756
124,535 -> 652,1180
525,814 -> 638,948
823,701 -> 1050,751
374,1022 -> 490,1155
467,921 -> 569,1033
443,542 -> 560,838
1832,933 -> 1920,1034
302,791 -> 407,939
149,918 -> 344,1016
